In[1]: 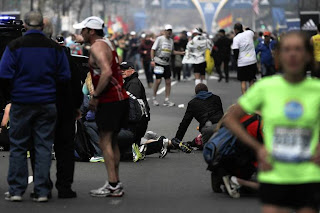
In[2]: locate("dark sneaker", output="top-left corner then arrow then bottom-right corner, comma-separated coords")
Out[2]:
4,192 -> 22,202
179,142 -> 192,153
58,189 -> 77,199
90,182 -> 124,197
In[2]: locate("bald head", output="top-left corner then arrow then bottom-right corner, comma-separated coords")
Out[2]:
24,11 -> 43,30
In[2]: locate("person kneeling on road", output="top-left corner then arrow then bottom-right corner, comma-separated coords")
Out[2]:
172,83 -> 224,146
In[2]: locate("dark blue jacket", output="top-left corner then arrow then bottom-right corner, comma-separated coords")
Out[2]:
0,30 -> 71,104
255,40 -> 276,66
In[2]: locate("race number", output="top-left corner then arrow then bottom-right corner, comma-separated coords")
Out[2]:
272,127 -> 312,162
154,66 -> 164,74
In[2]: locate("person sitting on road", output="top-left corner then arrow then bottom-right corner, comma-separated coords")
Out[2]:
131,131 -> 193,162
172,83 -> 224,145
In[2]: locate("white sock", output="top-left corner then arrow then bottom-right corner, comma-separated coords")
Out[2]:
202,79 -> 207,85
195,79 -> 201,86
165,97 -> 169,101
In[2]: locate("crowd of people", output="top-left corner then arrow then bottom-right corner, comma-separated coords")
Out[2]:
1,9 -> 320,213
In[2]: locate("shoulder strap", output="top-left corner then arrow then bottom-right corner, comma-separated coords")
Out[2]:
241,114 -> 258,127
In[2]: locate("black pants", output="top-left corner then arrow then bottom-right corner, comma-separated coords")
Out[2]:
54,113 -> 75,191
29,111 -> 75,192
172,66 -> 182,81
143,60 -> 153,84
134,116 -> 149,146
216,57 -> 230,81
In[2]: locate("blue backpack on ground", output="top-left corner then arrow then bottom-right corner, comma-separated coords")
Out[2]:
203,115 -> 261,168
203,127 -> 237,167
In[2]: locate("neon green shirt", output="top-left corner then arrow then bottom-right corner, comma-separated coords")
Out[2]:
239,75 -> 320,184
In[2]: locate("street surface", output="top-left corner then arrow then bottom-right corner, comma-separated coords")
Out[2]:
0,72 -> 261,213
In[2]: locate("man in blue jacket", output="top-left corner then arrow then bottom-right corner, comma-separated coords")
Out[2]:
255,31 -> 277,77
0,11 -> 70,202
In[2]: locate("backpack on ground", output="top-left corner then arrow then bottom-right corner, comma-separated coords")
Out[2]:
74,120 -> 94,162
203,115 -> 261,168
127,91 -> 147,123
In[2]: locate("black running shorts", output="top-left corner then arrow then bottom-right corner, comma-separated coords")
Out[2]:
95,99 -> 129,133
194,62 -> 207,76
237,63 -> 257,82
154,63 -> 171,80
259,183 -> 320,210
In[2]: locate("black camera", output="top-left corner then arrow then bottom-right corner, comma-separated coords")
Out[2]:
0,18 -> 25,60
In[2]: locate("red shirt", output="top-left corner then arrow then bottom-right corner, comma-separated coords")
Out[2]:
90,39 -> 128,103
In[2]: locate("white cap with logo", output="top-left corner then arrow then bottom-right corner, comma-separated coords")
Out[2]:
73,16 -> 104,30
164,24 -> 173,30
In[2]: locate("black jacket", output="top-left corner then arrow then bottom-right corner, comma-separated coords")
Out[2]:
214,35 -> 232,59
56,46 -> 83,119
175,93 -> 224,141
124,72 -> 150,120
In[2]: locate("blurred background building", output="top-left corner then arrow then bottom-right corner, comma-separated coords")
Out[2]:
0,0 -> 319,36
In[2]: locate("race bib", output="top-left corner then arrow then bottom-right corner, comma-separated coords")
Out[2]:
154,66 -> 164,74
272,127 -> 312,162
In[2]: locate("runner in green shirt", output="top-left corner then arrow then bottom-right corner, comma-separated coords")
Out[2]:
223,31 -> 320,213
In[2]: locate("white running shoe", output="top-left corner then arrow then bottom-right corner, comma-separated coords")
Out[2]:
90,156 -> 105,163
222,176 -> 240,198
90,182 -> 124,197
163,100 -> 175,107
159,137 -> 169,158
153,99 -> 159,106
4,192 -> 22,202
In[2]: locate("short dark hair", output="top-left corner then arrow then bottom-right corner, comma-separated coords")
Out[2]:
234,23 -> 243,32
218,29 -> 225,34
86,28 -> 104,37
195,83 -> 208,94
318,24 -> 320,32
94,29 -> 104,37
259,32 -> 263,37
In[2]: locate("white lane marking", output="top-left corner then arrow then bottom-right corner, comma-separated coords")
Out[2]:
209,76 -> 219,80
28,176 -> 33,184
157,81 -> 178,95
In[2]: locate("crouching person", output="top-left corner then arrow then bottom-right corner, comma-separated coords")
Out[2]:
172,83 -> 224,147
119,61 -> 150,161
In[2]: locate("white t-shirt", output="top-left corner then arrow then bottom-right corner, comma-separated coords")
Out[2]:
232,30 -> 257,67
182,35 -> 212,65
152,35 -> 174,66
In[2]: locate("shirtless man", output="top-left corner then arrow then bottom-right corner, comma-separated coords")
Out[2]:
74,16 -> 129,197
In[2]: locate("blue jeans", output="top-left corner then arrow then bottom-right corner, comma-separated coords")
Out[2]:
8,103 -> 57,196
84,121 -> 102,157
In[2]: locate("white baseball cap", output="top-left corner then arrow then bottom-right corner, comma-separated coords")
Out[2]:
192,28 -> 202,34
130,31 -> 136,36
73,16 -> 104,30
164,24 -> 173,31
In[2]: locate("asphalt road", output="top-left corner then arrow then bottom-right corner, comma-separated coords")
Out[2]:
0,72 -> 261,213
